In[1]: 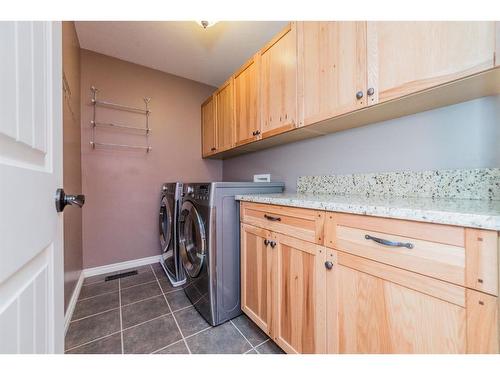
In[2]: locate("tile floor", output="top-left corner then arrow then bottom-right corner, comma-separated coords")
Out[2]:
65,263 -> 284,354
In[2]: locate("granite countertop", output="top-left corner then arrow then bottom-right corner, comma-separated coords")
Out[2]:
235,193 -> 500,231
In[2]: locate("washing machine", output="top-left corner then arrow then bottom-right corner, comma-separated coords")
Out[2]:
178,182 -> 284,326
159,182 -> 186,287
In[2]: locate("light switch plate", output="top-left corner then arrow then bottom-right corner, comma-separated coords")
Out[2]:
253,174 -> 271,183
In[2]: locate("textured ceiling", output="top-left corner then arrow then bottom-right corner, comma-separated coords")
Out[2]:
75,21 -> 288,87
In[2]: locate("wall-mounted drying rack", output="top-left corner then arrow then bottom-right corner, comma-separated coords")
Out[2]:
90,86 -> 152,152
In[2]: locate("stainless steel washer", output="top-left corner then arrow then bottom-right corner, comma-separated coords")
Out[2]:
178,182 -> 284,326
159,182 -> 185,287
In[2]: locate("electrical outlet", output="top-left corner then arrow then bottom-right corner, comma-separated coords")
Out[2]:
253,174 -> 271,183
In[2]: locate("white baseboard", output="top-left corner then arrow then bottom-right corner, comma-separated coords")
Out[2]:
64,271 -> 85,334
83,255 -> 162,278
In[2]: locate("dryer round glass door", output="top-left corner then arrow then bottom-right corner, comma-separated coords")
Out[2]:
179,201 -> 206,278
159,195 -> 173,253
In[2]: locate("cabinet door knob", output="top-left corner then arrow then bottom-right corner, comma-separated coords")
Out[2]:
264,239 -> 270,246
367,87 -> 375,96
356,91 -> 364,100
324,261 -> 333,270
211,147 -> 216,151
270,241 -> 277,248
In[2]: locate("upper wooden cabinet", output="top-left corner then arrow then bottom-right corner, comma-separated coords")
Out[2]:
297,21 -> 368,127
214,79 -> 234,152
201,96 -> 216,157
366,21 -> 497,104
260,22 -> 297,138
234,55 -> 261,146
202,21 -> 500,158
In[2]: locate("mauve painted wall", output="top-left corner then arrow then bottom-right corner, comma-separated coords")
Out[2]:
223,96 -> 500,191
63,22 -> 83,311
81,50 -> 221,268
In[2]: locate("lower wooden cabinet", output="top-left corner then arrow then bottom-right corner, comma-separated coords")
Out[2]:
240,224 -> 272,334
240,203 -> 499,354
240,223 -> 326,353
273,234 -> 326,353
331,251 -> 467,353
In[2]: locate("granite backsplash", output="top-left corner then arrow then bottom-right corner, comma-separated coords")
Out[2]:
296,168 -> 500,200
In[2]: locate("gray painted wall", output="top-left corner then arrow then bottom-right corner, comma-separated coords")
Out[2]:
222,96 -> 500,192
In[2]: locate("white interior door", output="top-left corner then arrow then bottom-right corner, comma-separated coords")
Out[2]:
0,21 -> 63,353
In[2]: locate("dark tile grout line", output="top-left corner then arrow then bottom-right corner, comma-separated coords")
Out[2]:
118,278 -> 124,354
150,264 -> 192,354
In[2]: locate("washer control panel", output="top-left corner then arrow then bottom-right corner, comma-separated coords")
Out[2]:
186,184 -> 210,201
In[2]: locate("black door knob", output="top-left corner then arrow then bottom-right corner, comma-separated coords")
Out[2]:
55,188 -> 85,212
324,261 -> 334,270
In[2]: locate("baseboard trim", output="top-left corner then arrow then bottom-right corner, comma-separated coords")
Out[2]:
83,255 -> 162,278
64,271 -> 85,335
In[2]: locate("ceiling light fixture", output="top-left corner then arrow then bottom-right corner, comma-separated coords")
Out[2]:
197,21 -> 218,29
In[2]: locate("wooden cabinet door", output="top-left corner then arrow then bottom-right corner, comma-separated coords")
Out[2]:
240,223 -> 273,335
336,252 -> 467,354
215,79 -> 234,152
260,23 -> 297,138
201,96 -> 216,157
234,55 -> 260,146
297,21 -> 367,127
367,21 -> 496,105
273,234 -> 327,354
466,289 -> 499,354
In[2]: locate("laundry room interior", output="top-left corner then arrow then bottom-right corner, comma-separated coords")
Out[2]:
56,18 -> 500,355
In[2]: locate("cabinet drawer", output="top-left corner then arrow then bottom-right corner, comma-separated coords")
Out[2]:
240,202 -> 324,244
325,213 -> 466,285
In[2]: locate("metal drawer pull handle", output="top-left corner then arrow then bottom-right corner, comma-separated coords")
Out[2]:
264,214 -> 281,222
364,234 -> 414,249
